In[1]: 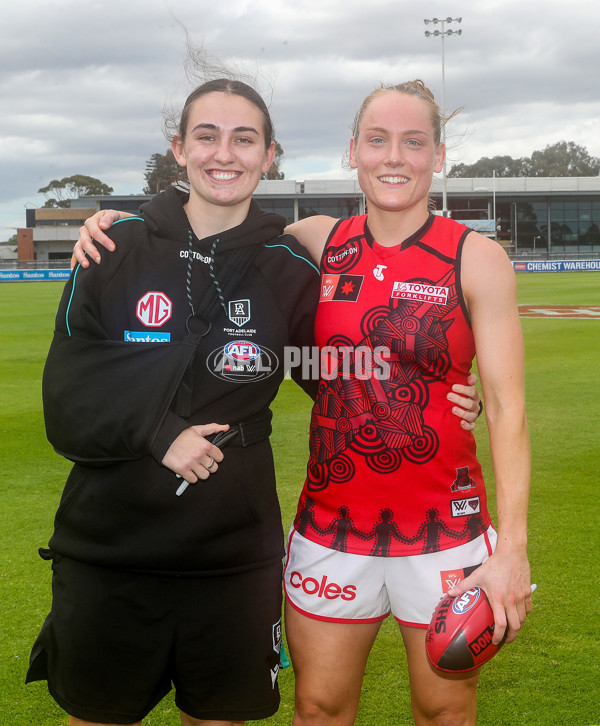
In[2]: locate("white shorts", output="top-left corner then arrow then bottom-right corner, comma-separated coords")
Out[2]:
284,526 -> 497,627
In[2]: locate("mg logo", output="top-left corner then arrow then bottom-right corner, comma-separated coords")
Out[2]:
136,291 -> 173,327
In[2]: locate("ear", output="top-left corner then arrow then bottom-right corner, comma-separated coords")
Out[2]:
349,137 -> 358,169
434,142 -> 445,174
171,135 -> 187,168
261,140 -> 276,175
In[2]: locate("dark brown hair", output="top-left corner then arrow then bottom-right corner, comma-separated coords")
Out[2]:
176,78 -> 274,149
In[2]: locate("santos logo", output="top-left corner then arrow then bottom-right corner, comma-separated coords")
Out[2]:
289,572 -> 357,601
136,291 -> 172,327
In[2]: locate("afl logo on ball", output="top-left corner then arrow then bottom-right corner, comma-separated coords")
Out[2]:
452,588 -> 481,615
136,291 -> 172,327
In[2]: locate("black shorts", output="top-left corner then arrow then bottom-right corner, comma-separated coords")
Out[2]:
27,555 -> 283,724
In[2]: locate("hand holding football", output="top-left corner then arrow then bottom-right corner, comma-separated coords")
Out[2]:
426,587 -> 507,672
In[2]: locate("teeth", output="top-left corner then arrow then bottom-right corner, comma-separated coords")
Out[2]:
210,171 -> 240,181
379,176 -> 409,184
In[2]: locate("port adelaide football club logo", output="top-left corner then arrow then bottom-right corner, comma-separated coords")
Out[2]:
228,299 -> 251,327
207,339 -> 279,382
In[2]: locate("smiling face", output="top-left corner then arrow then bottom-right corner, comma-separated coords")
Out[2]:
349,90 -> 445,221
171,91 -> 275,218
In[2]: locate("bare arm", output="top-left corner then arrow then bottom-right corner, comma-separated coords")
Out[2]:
449,232 -> 531,644
72,210 -> 134,267
284,215 -> 338,265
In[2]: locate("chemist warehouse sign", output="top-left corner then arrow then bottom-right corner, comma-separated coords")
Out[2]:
513,259 -> 600,272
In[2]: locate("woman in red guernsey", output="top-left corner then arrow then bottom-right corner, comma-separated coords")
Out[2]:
281,81 -> 531,726
74,80 -> 528,726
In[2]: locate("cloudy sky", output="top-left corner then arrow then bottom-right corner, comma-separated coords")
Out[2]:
1,0 -> 599,238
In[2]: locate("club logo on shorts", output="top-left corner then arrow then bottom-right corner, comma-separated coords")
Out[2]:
452,587 -> 481,615
272,618 -> 282,654
228,299 -> 250,327
136,291 -> 173,327
451,497 -> 481,518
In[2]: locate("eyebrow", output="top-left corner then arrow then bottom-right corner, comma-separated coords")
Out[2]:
190,123 -> 260,135
366,127 -> 428,136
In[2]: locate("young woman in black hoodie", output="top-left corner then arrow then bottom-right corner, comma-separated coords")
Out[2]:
28,79 -> 321,726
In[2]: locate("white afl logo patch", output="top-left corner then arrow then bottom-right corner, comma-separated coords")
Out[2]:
136,291 -> 173,327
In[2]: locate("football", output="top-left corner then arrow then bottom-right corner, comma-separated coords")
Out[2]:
426,587 -> 507,672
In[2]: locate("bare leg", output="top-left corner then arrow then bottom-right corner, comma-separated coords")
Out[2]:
400,624 -> 480,726
285,601 -> 382,726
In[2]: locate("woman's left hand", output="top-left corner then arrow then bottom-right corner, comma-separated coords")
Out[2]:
447,373 -> 482,431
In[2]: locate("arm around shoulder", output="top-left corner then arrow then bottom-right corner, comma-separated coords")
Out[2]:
285,215 -> 339,265
74,209 -> 135,267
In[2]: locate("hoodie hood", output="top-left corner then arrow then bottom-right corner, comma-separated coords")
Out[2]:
140,184 -> 287,253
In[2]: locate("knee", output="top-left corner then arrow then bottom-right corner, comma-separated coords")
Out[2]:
414,705 -> 476,726
293,696 -> 356,726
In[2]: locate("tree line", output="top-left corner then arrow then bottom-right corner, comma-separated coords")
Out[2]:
448,141 -> 600,178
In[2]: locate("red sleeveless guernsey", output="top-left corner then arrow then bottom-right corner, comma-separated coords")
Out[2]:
293,213 -> 492,557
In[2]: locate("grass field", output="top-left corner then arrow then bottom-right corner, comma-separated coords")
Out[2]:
1,273 -> 598,725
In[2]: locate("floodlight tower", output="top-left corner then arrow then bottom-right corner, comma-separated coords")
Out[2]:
424,16 -> 462,216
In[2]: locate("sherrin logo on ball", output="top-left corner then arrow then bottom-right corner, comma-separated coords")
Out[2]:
426,587 -> 507,673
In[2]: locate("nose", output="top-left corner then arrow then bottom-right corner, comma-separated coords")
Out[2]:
386,140 -> 404,166
214,137 -> 236,164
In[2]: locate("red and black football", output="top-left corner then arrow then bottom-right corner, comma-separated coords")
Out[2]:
426,587 -> 507,672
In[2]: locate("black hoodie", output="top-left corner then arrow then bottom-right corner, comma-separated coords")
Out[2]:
43,186 -> 319,574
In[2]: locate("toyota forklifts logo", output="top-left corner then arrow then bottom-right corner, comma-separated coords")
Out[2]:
136,291 -> 173,327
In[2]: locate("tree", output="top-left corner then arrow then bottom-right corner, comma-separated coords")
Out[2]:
143,149 -> 186,194
448,141 -> 600,178
448,155 -> 527,178
528,141 -> 600,177
262,141 -> 285,180
38,175 -> 113,207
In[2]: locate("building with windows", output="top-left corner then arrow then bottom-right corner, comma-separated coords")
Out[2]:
15,176 -> 600,265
